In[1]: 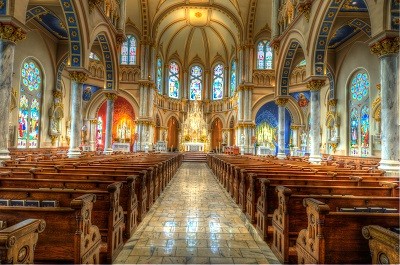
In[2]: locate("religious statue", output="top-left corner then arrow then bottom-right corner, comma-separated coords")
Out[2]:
301,130 -> 307,146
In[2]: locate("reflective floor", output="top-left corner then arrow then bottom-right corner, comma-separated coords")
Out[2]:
115,162 -> 279,264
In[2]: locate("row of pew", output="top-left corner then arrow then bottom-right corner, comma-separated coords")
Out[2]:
0,151 -> 182,264
207,154 -> 399,264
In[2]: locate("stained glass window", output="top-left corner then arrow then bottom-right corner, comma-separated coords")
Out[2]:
168,61 -> 180,98
120,35 -> 137,65
349,71 -> 370,156
230,60 -> 237,97
89,52 -> 100,61
97,116 -> 103,147
156,58 -> 163,94
212,64 -> 224,100
189,65 -> 202,100
18,60 -> 42,148
257,40 -> 273,69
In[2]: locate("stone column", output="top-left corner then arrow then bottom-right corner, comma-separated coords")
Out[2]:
275,97 -> 289,159
103,92 -> 117,155
117,0 -> 127,31
306,78 -> 326,164
370,35 -> 400,173
204,69 -> 210,100
0,24 -> 25,164
224,67 -> 229,98
67,71 -> 88,158
164,65 -> 169,96
89,119 -> 98,151
271,0 -> 280,38
183,70 -> 188,99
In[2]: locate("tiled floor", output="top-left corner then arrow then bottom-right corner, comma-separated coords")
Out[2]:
115,162 -> 279,264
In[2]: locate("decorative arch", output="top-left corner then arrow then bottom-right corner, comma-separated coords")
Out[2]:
278,40 -> 300,95
59,0 -> 85,67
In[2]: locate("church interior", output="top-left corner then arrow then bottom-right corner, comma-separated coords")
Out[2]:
0,0 -> 399,264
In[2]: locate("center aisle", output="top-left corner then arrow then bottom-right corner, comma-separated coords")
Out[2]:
115,162 -> 279,264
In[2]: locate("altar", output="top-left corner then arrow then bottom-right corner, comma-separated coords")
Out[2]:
112,142 -> 130,152
183,142 -> 205,152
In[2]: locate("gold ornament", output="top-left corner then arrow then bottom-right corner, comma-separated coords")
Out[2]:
104,92 -> 118,101
69,71 -> 88,83
0,23 -> 26,43
370,37 -> 400,57
328,99 -> 337,106
275,97 -> 289,106
306,79 -> 326,91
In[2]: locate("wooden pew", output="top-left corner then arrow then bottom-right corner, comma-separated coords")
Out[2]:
295,198 -> 399,264
0,186 -> 124,263
362,225 -> 400,265
0,219 -> 45,264
271,186 -> 400,263
0,194 -> 101,264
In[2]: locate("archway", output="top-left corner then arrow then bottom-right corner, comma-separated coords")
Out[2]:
97,96 -> 136,150
167,117 -> 179,151
211,118 -> 223,152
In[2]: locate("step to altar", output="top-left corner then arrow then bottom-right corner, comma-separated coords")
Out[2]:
182,152 -> 208,162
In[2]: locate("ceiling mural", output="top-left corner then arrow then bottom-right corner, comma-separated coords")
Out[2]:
26,6 -> 68,40
328,19 -> 371,49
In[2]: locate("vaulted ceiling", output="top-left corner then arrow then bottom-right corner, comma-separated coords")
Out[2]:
126,0 -> 272,67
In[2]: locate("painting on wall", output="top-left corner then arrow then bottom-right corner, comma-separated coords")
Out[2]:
82,85 -> 101,101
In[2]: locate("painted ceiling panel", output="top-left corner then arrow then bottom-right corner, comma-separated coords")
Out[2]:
27,6 -> 68,40
328,24 -> 358,48
340,0 -> 368,12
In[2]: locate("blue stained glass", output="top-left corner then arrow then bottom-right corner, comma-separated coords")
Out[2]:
120,35 -> 137,65
230,60 -> 236,96
189,65 -> 202,100
18,60 -> 42,148
168,62 -> 180,98
156,58 -> 163,94
351,72 -> 369,101
212,64 -> 224,100
257,40 -> 273,69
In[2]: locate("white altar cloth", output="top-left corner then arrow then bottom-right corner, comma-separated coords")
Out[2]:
183,142 -> 205,152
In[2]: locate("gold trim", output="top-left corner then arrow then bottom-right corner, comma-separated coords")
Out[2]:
275,98 -> 289,106
104,92 -> 118,101
370,37 -> 400,57
69,71 -> 89,83
306,79 -> 326,91
0,23 -> 26,43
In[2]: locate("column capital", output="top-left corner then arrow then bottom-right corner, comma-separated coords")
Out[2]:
275,97 -> 289,106
138,80 -> 155,88
116,32 -> 126,48
0,22 -> 26,43
104,92 -> 118,101
305,76 -> 326,91
67,69 -> 90,83
89,119 -> 98,124
290,125 -> 301,130
328,99 -> 338,107
270,38 -> 280,53
237,84 -> 254,91
370,36 -> 399,58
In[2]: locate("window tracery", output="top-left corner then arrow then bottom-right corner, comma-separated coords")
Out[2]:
257,41 -> 273,69
212,64 -> 224,100
120,35 -> 137,65
189,65 -> 203,100
168,61 -> 180,98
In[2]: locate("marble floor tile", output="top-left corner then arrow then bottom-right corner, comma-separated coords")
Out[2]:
115,162 -> 279,264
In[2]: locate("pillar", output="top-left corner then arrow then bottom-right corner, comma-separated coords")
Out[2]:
89,118 -> 98,151
306,78 -> 326,164
370,35 -> 400,174
271,0 -> 280,38
67,71 -> 89,158
103,92 -> 117,155
275,97 -> 289,159
117,0 -> 127,31
0,24 -> 25,164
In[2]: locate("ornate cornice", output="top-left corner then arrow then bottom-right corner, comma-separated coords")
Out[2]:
0,23 -> 26,43
275,97 -> 289,106
69,71 -> 89,83
306,79 -> 326,91
104,92 -> 118,101
370,37 -> 400,57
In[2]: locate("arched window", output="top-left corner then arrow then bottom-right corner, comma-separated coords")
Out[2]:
120,35 -> 137,65
168,61 -> 180,98
212,64 -> 224,100
349,71 -> 370,157
156,58 -> 163,94
18,60 -> 43,148
257,40 -> 273,69
230,60 -> 237,96
89,52 -> 100,61
189,65 -> 203,100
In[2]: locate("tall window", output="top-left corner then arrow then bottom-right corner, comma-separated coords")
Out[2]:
349,71 -> 370,157
168,61 -> 180,98
189,65 -> 203,100
120,35 -> 137,65
212,64 -> 224,100
257,40 -> 273,69
230,60 -> 237,96
156,58 -> 163,94
18,60 -> 43,148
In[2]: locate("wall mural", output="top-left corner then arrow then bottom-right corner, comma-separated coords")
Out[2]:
82,84 -> 101,101
97,97 -> 136,149
255,101 -> 292,153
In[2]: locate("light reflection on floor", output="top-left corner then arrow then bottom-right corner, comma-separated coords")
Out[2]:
114,162 -> 279,264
